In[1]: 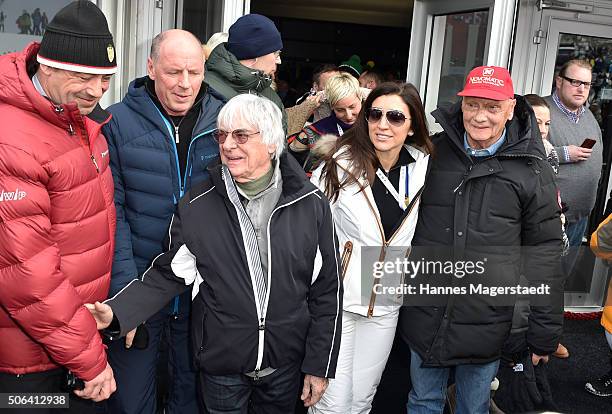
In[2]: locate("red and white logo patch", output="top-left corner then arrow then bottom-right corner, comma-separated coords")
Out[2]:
482,67 -> 494,77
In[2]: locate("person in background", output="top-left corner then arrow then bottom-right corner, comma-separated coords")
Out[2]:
288,73 -> 363,172
102,29 -> 224,414
205,13 -> 288,133
586,213 -> 612,397
202,31 -> 228,61
339,54 -> 362,79
545,60 -> 602,276
310,82 -> 431,413
288,64 -> 340,131
88,94 -> 342,414
0,1 -> 118,410
524,94 -> 570,360
359,69 -> 382,90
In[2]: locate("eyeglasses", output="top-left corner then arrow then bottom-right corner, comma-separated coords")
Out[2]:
462,101 -> 505,115
365,107 -> 409,127
212,129 -> 260,144
560,75 -> 592,88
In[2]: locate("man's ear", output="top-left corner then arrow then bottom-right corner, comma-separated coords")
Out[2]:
146,57 -> 155,80
507,98 -> 517,121
38,63 -> 53,76
267,143 -> 277,157
555,75 -> 562,91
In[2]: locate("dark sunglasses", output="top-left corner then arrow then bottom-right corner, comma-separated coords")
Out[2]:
365,107 -> 409,127
560,75 -> 592,88
213,129 -> 260,144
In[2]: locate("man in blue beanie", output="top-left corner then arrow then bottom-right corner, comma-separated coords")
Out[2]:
205,14 -> 288,133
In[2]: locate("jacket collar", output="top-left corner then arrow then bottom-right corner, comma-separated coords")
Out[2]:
210,152 -> 317,204
432,95 -> 546,159
205,44 -> 273,93
122,76 -> 224,138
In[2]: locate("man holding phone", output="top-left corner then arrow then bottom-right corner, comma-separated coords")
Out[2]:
545,59 -> 602,275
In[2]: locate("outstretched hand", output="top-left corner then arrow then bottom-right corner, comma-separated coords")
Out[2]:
85,301 -> 114,330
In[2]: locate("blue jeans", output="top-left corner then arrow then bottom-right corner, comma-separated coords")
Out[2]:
562,216 -> 589,276
200,363 -> 302,414
407,350 -> 500,414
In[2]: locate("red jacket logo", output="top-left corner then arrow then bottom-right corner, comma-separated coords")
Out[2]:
0,188 -> 27,202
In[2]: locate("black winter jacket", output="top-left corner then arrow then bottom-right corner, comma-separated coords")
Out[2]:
107,154 -> 342,377
398,96 -> 564,366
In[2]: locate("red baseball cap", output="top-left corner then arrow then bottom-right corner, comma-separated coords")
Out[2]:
457,66 -> 514,101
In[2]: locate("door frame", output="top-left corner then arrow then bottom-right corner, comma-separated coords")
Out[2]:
408,0 -> 517,133
515,8 -> 612,309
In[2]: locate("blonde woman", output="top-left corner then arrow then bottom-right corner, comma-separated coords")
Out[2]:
289,72 -> 364,172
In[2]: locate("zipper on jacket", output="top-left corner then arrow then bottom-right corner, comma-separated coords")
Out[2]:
150,103 -> 184,198
91,154 -> 100,173
253,189 -> 320,371
174,125 -> 180,144
361,181 -> 424,318
182,129 -> 216,192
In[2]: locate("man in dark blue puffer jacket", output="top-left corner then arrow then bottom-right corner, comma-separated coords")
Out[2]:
102,29 -> 224,414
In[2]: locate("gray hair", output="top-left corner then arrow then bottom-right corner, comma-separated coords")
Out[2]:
217,94 -> 285,159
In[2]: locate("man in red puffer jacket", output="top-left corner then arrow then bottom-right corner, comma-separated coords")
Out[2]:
0,1 -> 117,411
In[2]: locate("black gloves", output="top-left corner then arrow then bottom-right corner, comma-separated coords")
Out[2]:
508,353 -> 542,412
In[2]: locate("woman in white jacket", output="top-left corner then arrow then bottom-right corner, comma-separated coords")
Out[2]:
310,82 -> 432,413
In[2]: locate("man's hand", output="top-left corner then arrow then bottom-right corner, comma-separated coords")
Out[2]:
84,301 -> 113,330
124,328 -> 137,349
567,145 -> 593,162
532,353 -> 549,366
74,363 -> 116,402
301,374 -> 328,407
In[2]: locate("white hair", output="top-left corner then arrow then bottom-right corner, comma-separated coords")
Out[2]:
217,94 -> 286,159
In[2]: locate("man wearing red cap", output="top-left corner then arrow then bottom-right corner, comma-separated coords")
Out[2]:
398,66 -> 564,413
0,1 -> 117,411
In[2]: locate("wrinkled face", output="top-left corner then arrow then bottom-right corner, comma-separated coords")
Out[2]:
147,40 -> 204,116
316,70 -> 340,91
332,94 -> 362,125
532,105 -> 551,140
368,94 -> 412,158
43,67 -> 111,115
251,51 -> 281,76
555,64 -> 592,111
461,96 -> 516,149
218,116 -> 276,183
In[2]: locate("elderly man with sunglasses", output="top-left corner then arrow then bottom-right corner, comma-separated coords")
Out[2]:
545,59 -> 602,277
88,94 -> 342,414
399,66 -> 564,414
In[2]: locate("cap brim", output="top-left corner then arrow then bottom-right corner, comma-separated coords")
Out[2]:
457,88 -> 512,101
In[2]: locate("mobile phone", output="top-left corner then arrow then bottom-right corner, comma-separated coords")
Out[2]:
581,138 -> 596,149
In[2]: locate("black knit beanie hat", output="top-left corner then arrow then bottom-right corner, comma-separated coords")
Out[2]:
227,14 -> 282,60
37,0 -> 117,74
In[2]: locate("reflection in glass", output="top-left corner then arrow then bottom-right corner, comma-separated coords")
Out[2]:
552,33 -> 612,129
436,10 -> 489,108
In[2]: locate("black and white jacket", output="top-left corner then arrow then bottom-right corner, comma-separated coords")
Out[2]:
107,153 -> 342,378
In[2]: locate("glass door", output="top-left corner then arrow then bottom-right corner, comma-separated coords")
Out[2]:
538,16 -> 612,309
423,9 -> 491,132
